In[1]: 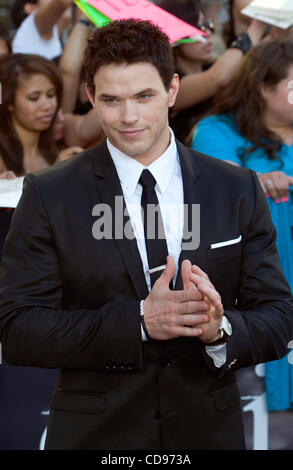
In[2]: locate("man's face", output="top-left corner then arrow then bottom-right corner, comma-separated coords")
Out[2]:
87,62 -> 179,163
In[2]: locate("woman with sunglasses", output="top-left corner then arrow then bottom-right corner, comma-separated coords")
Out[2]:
157,0 -> 267,144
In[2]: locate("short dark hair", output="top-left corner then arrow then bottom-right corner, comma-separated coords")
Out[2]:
84,19 -> 175,95
11,0 -> 38,28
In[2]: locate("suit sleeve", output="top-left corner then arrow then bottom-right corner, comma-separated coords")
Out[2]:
0,174 -> 144,371
219,169 -> 293,377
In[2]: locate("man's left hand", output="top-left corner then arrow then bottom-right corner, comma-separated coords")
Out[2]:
182,262 -> 224,343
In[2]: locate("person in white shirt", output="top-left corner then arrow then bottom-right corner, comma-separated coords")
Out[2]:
11,0 -> 73,60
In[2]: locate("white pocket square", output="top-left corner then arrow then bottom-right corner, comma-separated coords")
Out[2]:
211,235 -> 242,249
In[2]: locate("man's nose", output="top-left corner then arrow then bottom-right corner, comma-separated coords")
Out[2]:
121,101 -> 138,124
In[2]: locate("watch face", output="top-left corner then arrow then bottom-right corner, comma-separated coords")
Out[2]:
222,316 -> 232,336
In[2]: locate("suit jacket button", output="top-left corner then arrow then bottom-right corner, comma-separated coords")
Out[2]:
160,358 -> 171,368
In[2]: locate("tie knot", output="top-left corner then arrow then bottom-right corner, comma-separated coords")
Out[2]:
139,169 -> 156,190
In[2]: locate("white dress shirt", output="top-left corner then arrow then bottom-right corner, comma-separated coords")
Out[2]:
107,130 -> 227,368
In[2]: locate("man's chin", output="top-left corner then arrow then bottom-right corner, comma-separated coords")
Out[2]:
112,140 -> 149,159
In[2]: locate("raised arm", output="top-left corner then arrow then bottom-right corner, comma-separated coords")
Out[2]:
34,0 -> 73,40
174,19 -> 266,112
233,0 -> 252,36
59,15 -> 92,112
62,109 -> 104,148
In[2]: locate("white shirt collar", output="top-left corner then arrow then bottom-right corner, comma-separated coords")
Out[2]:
107,129 -> 178,195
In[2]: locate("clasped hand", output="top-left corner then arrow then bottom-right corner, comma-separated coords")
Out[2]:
143,256 -> 223,343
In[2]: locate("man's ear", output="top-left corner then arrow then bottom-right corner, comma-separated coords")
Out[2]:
24,2 -> 38,16
85,85 -> 96,110
168,73 -> 180,108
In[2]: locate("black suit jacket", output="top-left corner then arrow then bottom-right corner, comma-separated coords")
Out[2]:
0,140 -> 292,450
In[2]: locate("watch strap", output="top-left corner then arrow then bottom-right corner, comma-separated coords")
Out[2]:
230,32 -> 252,55
206,316 -> 232,346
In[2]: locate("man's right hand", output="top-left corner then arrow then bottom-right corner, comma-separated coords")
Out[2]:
143,256 -> 210,340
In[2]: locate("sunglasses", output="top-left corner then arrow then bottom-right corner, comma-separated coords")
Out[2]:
175,19 -> 214,46
195,20 -> 215,33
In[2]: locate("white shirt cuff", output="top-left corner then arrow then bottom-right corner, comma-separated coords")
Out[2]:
205,343 -> 227,368
141,324 -> 147,341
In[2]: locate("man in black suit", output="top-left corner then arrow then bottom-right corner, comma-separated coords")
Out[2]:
0,19 -> 293,450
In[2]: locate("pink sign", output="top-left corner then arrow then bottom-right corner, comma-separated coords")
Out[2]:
86,0 -> 205,43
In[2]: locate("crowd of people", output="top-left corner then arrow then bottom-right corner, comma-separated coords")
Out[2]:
1,0 -> 292,180
0,0 -> 104,179
1,0 -> 293,414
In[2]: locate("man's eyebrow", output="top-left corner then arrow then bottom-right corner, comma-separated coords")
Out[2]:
98,93 -> 118,99
134,88 -> 156,96
98,88 -> 157,100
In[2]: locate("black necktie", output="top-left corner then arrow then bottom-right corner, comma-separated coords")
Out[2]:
139,169 -> 169,287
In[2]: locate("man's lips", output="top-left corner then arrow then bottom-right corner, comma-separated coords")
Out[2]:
118,129 -> 145,138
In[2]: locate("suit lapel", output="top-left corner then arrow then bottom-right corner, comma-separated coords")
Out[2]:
175,141 -> 204,290
93,141 -> 149,300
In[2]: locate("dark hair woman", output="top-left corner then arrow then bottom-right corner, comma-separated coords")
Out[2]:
193,40 -> 293,193
0,53 -> 62,177
192,39 -> 293,413
0,53 -> 62,264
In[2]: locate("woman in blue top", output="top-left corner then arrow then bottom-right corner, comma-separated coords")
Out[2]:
192,39 -> 293,412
